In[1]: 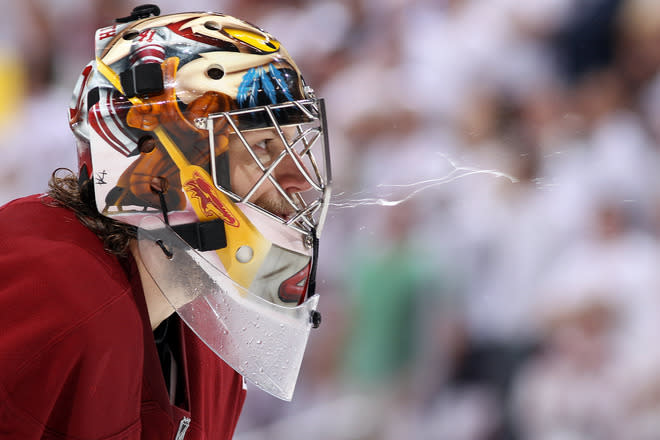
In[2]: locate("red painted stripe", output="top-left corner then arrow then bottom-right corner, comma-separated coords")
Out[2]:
89,104 -> 131,156
69,64 -> 93,124
129,44 -> 165,65
106,92 -> 136,150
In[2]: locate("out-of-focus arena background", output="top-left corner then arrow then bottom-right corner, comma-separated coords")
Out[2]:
4,0 -> 660,438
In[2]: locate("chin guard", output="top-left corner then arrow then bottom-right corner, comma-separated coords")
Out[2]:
138,216 -> 319,401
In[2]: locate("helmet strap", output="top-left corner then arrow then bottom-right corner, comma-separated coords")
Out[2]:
170,219 -> 227,252
307,228 -> 322,329
152,182 -> 228,252
306,228 -> 320,297
154,188 -> 170,226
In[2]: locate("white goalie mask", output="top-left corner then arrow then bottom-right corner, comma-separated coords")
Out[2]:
69,7 -> 332,400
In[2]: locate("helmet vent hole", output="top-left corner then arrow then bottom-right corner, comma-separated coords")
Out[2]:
138,135 -> 157,154
122,30 -> 140,40
150,176 -> 169,194
206,66 -> 225,80
204,21 -> 221,31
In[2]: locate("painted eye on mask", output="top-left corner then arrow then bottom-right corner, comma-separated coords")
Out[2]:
224,27 -> 280,53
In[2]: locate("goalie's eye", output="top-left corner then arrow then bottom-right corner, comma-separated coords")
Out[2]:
254,139 -> 269,150
251,138 -> 281,165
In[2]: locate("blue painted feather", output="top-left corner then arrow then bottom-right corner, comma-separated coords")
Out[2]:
237,67 -> 258,108
248,67 -> 262,108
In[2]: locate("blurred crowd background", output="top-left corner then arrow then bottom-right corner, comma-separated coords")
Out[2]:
3,0 -> 660,438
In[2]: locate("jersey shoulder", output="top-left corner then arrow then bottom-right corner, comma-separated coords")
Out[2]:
0,195 -> 142,374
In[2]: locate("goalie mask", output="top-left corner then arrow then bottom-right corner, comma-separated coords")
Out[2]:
68,6 -> 332,401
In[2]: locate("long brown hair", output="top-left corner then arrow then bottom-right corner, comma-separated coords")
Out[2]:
47,169 -> 136,256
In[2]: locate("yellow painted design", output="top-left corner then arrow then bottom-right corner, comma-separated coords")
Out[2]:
224,28 -> 280,53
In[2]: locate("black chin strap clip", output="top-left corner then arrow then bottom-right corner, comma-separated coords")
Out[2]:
171,220 -> 227,252
153,186 -> 228,254
116,4 -> 161,23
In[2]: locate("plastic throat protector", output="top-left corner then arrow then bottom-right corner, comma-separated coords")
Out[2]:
137,215 -> 319,401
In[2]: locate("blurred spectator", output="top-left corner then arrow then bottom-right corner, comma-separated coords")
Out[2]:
334,202 -> 440,438
512,296 -> 624,440
514,194 -> 660,439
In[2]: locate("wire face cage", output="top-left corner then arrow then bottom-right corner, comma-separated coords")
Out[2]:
203,98 -> 332,238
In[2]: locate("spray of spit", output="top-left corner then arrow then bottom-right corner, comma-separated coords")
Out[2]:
329,153 -> 518,209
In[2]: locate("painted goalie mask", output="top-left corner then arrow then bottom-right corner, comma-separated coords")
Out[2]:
68,6 -> 332,401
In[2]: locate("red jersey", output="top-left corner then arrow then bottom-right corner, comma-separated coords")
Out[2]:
0,195 -> 246,439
